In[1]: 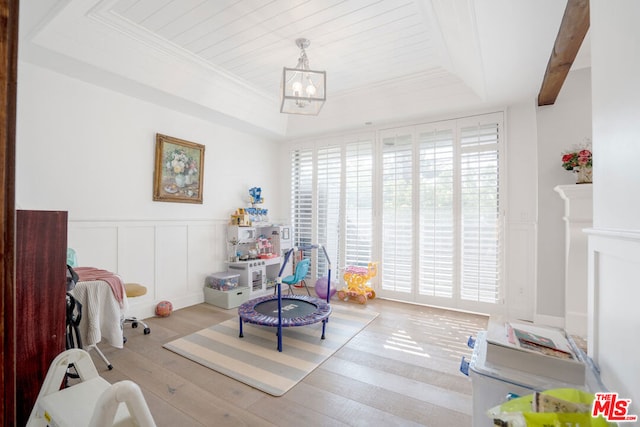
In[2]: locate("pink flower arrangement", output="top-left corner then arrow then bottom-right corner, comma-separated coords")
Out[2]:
562,145 -> 592,171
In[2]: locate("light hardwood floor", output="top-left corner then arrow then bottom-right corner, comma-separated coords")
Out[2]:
90,297 -> 488,427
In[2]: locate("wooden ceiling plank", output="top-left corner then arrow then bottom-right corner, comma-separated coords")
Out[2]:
151,1 -> 240,40
120,0 -> 173,24
537,0 -> 589,106
139,0 -> 210,32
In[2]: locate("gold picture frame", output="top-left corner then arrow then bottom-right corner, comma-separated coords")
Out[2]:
153,133 -> 205,204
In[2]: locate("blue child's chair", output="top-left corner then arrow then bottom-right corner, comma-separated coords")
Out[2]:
67,248 -> 78,267
281,258 -> 311,296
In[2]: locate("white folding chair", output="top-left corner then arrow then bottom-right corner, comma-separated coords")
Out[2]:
27,348 -> 156,427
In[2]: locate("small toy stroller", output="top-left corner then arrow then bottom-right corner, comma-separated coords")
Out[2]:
337,262 -> 378,304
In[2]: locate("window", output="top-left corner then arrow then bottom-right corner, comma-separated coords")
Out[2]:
418,126 -> 455,298
316,145 -> 341,280
381,131 -> 413,293
459,122 -> 501,303
344,140 -> 374,268
289,113 -> 503,311
290,148 -> 313,250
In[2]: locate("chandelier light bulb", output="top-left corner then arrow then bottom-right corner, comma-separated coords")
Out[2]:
306,83 -> 316,97
292,81 -> 303,97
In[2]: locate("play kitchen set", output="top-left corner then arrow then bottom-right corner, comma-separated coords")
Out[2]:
204,188 -> 293,309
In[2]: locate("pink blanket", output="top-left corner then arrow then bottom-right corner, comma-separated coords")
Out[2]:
74,267 -> 125,306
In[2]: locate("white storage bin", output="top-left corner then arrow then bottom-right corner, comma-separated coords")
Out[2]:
205,272 -> 240,291
464,331 -> 606,427
203,286 -> 249,309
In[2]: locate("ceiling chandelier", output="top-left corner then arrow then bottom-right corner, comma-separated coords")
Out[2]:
280,38 -> 326,115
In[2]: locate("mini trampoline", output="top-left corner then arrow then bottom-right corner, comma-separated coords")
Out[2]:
238,245 -> 333,352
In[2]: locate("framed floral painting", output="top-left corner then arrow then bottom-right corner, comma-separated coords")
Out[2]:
153,133 -> 205,203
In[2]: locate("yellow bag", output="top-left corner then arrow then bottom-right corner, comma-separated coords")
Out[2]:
487,388 -> 615,427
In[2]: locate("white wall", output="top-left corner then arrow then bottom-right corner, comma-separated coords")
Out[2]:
589,0 -> 640,410
535,68 -> 592,325
16,59 -> 599,338
505,101 -> 539,322
16,62 -> 287,221
16,62 -> 287,317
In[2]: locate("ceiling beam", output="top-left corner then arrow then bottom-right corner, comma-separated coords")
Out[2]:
537,0 -> 590,106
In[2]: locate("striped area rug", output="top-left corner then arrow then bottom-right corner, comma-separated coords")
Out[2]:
163,304 -> 379,396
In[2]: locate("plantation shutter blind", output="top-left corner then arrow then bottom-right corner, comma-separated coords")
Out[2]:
381,131 -> 413,293
459,120 -> 501,303
291,148 -> 314,249
418,126 -> 455,298
344,139 -> 374,268
288,113 -> 503,311
316,145 -> 341,280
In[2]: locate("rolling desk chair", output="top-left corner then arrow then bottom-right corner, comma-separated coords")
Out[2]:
122,283 -> 151,342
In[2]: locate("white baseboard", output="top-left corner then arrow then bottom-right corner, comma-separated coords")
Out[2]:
128,292 -> 205,320
565,311 -> 588,337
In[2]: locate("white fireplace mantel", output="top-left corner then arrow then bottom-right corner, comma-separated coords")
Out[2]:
554,184 -> 593,337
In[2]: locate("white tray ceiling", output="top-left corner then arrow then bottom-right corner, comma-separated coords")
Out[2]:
20,0 -> 583,139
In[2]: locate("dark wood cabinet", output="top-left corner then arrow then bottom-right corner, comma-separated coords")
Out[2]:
15,210 -> 67,426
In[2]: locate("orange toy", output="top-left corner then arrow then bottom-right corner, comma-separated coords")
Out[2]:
337,262 -> 378,304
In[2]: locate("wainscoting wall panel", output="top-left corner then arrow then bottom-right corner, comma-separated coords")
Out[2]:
587,228 -> 640,411
186,223 -> 220,294
117,225 -> 156,303
505,220 -> 537,322
68,219 -> 229,319
155,225 -> 189,301
68,224 -> 119,271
